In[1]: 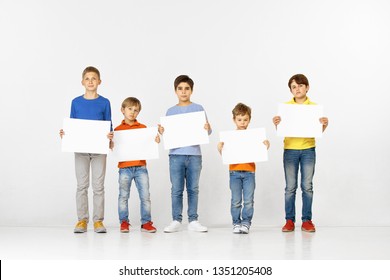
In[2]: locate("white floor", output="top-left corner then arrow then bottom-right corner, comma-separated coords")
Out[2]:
1,225 -> 390,260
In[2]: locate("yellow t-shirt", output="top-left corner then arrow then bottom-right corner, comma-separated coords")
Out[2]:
283,97 -> 317,150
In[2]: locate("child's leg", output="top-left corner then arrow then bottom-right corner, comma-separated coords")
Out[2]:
241,172 -> 256,226
229,171 -> 243,225
169,155 -> 186,222
75,153 -> 91,222
90,153 -> 107,222
134,166 -> 152,224
300,148 -> 316,222
283,149 -> 300,222
185,155 -> 202,223
118,167 -> 133,223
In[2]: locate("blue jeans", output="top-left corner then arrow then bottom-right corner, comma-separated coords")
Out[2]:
169,155 -> 202,223
229,171 -> 256,226
118,166 -> 152,224
283,148 -> 316,222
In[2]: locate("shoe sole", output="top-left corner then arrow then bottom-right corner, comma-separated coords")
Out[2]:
301,228 -> 315,232
141,228 -> 157,233
282,228 -> 295,232
188,228 -> 208,232
74,229 -> 87,233
120,229 -> 129,233
94,229 -> 107,233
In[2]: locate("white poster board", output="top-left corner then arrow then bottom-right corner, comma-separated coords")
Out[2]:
61,118 -> 111,154
277,104 -> 324,138
219,128 -> 268,164
160,111 -> 209,150
112,127 -> 159,162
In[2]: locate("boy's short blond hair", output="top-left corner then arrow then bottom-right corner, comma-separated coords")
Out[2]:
121,97 -> 142,111
82,66 -> 100,79
232,103 -> 251,119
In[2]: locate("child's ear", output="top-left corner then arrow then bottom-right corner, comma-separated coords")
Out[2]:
306,85 -> 310,92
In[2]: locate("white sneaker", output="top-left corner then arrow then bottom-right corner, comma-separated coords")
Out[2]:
164,220 -> 181,233
233,224 -> 241,234
240,224 -> 250,234
188,221 -> 208,232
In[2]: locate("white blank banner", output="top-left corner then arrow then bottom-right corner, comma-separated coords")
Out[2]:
277,104 -> 324,138
61,118 -> 111,154
219,128 -> 268,164
112,127 -> 159,161
160,111 -> 209,150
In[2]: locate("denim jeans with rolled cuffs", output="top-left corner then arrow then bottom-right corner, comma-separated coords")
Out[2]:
283,147 -> 316,222
118,166 -> 152,224
229,171 -> 256,227
169,155 -> 202,223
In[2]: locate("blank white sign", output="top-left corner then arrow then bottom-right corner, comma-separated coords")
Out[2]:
61,118 -> 111,154
160,111 -> 209,150
219,128 -> 268,164
277,104 -> 324,138
112,127 -> 159,162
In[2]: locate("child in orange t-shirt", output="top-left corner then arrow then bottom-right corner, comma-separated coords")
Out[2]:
218,103 -> 270,234
113,97 -> 160,233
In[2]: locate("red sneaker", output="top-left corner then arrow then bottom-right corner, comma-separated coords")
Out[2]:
141,221 -> 157,233
120,221 -> 130,233
301,220 -> 316,232
282,220 -> 295,232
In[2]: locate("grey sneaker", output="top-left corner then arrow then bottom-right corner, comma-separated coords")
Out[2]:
240,224 -> 250,234
233,224 -> 241,234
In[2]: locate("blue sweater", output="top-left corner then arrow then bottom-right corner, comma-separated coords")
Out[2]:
70,95 -> 112,130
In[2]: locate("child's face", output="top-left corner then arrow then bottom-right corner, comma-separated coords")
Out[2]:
290,80 -> 309,100
81,72 -> 101,92
175,82 -> 192,103
121,105 -> 140,123
233,114 -> 250,130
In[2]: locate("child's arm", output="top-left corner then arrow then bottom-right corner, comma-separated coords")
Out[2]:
107,131 -> 114,140
272,116 -> 281,129
263,140 -> 270,150
155,134 -> 161,143
320,117 -> 329,132
107,131 -> 114,150
59,129 -> 64,139
204,122 -> 212,135
217,142 -> 224,155
158,124 -> 164,135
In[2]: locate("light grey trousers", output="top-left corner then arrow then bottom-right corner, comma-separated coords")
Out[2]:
75,153 -> 107,223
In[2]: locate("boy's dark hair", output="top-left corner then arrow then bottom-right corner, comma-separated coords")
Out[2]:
288,74 -> 309,89
82,66 -> 100,79
232,103 -> 251,119
174,75 -> 194,91
121,97 -> 142,111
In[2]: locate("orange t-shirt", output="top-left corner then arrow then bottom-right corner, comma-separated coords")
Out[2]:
114,120 -> 147,169
229,163 -> 256,172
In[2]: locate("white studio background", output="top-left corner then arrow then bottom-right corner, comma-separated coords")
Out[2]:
0,0 -> 389,228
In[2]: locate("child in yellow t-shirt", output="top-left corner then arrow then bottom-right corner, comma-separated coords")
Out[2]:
272,74 -> 328,233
